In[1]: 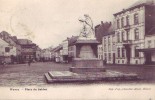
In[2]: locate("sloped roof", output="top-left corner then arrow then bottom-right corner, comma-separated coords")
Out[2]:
114,0 -> 155,16
75,40 -> 99,44
68,36 -> 79,46
18,39 -> 33,45
129,0 -> 155,8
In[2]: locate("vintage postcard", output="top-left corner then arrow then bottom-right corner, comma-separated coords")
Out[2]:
0,0 -> 155,99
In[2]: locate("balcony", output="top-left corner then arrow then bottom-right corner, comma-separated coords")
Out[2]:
122,40 -> 132,46
116,40 -> 132,47
123,25 -> 130,30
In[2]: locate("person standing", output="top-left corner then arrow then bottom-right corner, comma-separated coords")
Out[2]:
28,59 -> 31,66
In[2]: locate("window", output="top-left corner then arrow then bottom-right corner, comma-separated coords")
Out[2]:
5,47 -> 10,52
108,44 -> 111,51
108,36 -> 110,43
104,37 -> 106,44
122,48 -> 125,58
135,28 -> 139,40
104,44 -> 107,52
112,34 -> 115,43
126,15 -> 129,26
118,60 -> 120,64
117,19 -> 120,29
104,53 -> 107,60
117,32 -> 120,42
135,46 -> 139,58
117,48 -> 120,58
109,53 -> 111,61
148,40 -> 152,48
112,43 -> 115,51
121,17 -> 124,27
122,31 -> 125,41
126,30 -> 130,40
134,13 -> 139,24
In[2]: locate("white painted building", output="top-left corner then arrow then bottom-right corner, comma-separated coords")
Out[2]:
113,0 -> 155,65
97,44 -> 103,60
102,24 -> 116,64
61,39 -> 69,62
0,38 -> 17,63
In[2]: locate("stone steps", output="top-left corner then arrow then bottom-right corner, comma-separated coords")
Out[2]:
44,71 -> 139,83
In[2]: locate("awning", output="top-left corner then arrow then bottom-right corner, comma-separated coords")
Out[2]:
137,48 -> 155,52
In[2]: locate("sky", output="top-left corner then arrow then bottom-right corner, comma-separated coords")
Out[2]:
0,0 -> 139,49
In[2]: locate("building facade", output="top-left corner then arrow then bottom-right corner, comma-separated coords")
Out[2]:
0,31 -> 21,64
61,39 -> 69,63
18,39 -> 37,63
112,0 -> 155,65
97,44 -> 103,60
102,24 -> 116,64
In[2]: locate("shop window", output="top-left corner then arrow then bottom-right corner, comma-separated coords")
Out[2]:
122,60 -> 124,64
135,46 -> 139,58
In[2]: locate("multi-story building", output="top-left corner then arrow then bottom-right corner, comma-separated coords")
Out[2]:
95,22 -> 112,60
61,39 -> 69,63
97,44 -> 103,60
68,36 -> 78,62
0,31 -> 21,64
18,39 -> 37,63
113,0 -> 155,65
138,28 -> 155,64
102,23 -> 116,64
35,46 -> 42,61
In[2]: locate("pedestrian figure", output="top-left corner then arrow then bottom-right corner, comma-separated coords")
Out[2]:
2,61 -> 6,67
28,59 -> 31,66
103,59 -> 107,65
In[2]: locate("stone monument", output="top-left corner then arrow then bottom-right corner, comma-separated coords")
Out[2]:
44,15 -> 138,83
70,14 -> 105,73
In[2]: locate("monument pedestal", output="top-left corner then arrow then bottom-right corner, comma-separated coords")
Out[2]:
69,39 -> 106,73
70,58 -> 105,73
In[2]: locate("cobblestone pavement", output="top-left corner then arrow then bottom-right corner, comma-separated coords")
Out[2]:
105,65 -> 155,84
0,62 -> 70,86
0,62 -> 155,86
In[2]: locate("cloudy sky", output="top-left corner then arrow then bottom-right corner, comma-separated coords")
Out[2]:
0,0 -> 139,49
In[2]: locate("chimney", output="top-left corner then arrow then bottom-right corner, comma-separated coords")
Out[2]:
101,21 -> 104,25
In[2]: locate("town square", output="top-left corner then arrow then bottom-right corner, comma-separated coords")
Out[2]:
0,62 -> 155,86
0,0 -> 155,99
0,0 -> 155,85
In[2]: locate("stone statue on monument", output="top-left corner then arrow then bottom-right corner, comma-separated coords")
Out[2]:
78,14 -> 95,40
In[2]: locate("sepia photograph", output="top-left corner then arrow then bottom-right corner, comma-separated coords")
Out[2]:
0,0 -> 155,99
